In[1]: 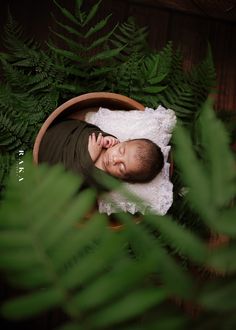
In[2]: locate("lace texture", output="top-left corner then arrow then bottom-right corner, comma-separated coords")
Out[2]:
85,106 -> 177,215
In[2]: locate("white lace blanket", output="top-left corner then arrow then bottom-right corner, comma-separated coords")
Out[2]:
85,105 -> 177,215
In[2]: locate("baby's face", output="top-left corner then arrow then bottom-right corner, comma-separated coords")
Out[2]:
101,140 -> 141,179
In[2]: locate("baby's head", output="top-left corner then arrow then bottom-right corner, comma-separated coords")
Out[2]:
102,138 -> 164,183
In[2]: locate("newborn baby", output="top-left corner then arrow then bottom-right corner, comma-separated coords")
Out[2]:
38,118 -> 164,190
88,132 -> 164,183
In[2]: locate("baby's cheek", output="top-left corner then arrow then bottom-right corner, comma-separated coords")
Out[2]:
107,165 -> 115,176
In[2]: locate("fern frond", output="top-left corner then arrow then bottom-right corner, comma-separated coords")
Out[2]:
144,214 -> 207,264
88,25 -> 118,51
188,43 -> 217,108
110,17 -> 148,61
0,59 -> 28,89
109,41 -> 175,108
49,28 -> 86,51
82,0 -> 102,27
53,0 -> 80,26
51,14 -> 83,38
47,43 -> 83,62
115,213 -> 194,299
85,14 -> 112,38
0,152 -> 15,196
3,11 -> 40,54
0,112 -> 28,152
90,288 -> 166,328
89,45 -> 125,63
1,17 -> 63,99
173,98 -> 236,233
159,45 -> 217,123
1,155 -> 183,328
198,99 -> 235,208
109,51 -> 143,96
48,0 -> 120,96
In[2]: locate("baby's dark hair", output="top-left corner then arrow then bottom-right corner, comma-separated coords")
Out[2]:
123,138 -> 164,183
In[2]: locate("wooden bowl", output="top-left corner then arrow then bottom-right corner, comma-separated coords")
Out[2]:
33,92 -> 174,230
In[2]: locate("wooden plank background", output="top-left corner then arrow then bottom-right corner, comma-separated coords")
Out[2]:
0,0 -> 235,112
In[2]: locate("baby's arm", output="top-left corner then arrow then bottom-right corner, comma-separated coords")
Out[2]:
88,132 -> 104,162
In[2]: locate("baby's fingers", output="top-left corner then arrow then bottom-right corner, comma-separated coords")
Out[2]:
96,132 -> 103,145
91,132 -> 96,143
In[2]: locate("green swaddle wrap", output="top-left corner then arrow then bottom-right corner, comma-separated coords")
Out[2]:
38,118 -> 115,191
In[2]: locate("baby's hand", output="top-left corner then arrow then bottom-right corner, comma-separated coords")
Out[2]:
102,136 -> 120,148
88,132 -> 104,162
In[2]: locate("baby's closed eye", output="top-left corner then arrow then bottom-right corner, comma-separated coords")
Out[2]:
119,163 -> 126,174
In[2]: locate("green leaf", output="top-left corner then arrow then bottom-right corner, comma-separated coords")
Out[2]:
85,15 -> 112,38
59,323 -> 80,330
55,65 -> 87,78
1,288 -> 64,319
0,251 -> 40,271
147,72 -> 168,85
91,288 -> 166,327
143,54 -> 159,79
198,280 -> 236,311
145,215 -> 208,264
113,32 -> 128,45
43,188 -> 96,249
75,0 -> 83,10
206,243 -> 236,273
50,28 -> 85,51
7,269 -> 51,289
56,83 -> 85,93
69,255 -> 158,311
62,227 -> 124,288
116,213 -> 194,299
83,0 -> 102,26
26,165 -> 82,232
88,25 -> 118,50
51,15 -> 83,38
75,0 -> 83,21
213,207 -> 236,236
52,213 -> 108,270
142,85 -> 167,93
89,66 -> 113,77
47,43 -> 82,62
0,231 -> 32,248
173,123 -> 213,220
89,46 -> 125,63
198,99 -> 236,208
53,0 -> 79,25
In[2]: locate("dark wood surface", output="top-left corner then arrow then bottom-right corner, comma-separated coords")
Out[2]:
130,0 -> 236,22
0,0 -> 235,112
